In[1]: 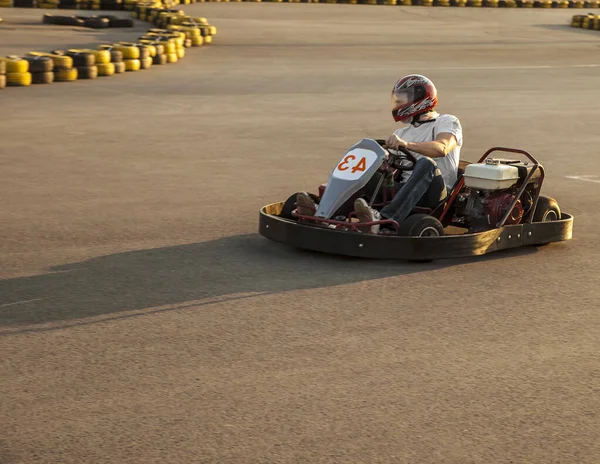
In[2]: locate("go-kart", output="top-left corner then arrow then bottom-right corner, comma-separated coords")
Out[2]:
258,138 -> 574,260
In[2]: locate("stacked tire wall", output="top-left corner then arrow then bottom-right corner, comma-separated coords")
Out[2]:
0,2 -> 217,89
571,13 -> 600,29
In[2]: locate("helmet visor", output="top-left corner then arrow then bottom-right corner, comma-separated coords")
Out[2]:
391,88 -> 416,112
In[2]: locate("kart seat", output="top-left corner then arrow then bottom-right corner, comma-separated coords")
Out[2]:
411,166 -> 465,215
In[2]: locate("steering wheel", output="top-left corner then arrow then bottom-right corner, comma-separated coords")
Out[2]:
375,139 -> 417,171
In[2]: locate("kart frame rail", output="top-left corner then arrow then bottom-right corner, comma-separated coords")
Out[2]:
259,202 -> 574,260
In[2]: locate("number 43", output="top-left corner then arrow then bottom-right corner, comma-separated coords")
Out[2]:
337,155 -> 367,174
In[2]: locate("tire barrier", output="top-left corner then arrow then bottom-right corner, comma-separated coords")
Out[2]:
571,13 -> 600,29
0,0 -> 593,8
42,13 -> 134,27
0,1 -> 217,90
148,0 -> 597,6
0,58 -> 6,89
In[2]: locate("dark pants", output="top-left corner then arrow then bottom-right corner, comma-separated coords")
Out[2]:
381,157 -> 447,223
336,157 -> 446,222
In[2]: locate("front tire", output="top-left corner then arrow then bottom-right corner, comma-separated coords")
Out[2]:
398,213 -> 445,237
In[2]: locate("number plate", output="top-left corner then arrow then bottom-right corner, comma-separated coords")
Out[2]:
332,148 -> 378,181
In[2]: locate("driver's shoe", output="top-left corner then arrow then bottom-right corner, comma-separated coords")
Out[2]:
296,192 -> 317,216
354,198 -> 381,234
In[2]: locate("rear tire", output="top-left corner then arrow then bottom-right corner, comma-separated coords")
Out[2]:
532,196 -> 561,222
398,213 -> 445,237
531,196 -> 561,247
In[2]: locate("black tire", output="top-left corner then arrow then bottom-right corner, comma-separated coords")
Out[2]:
23,56 -> 53,73
83,18 -> 110,29
279,192 -> 320,219
99,0 -> 121,10
152,53 -> 167,65
139,57 -> 152,69
113,61 -> 126,73
137,46 -> 150,60
110,50 -> 123,63
65,51 -> 95,67
42,13 -> 56,24
48,15 -> 84,26
13,0 -> 36,7
532,196 -> 561,222
31,71 -> 54,84
398,214 -> 445,237
76,65 -> 98,79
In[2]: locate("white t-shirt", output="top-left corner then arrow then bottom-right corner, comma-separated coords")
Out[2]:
394,113 -> 463,190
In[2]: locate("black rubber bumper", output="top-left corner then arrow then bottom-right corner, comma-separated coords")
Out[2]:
258,202 -> 574,260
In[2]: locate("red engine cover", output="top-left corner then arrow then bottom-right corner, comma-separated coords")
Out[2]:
484,193 -> 524,226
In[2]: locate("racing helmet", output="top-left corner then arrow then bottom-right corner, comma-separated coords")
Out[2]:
391,74 -> 438,122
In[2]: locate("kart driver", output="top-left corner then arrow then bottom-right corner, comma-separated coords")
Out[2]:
296,74 -> 463,234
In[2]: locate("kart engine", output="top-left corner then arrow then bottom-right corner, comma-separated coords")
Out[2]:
453,158 -> 540,232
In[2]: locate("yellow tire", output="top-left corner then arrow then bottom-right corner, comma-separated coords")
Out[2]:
169,36 -> 184,48
166,52 -> 178,63
92,50 -> 111,64
143,44 -> 157,57
163,41 -> 176,54
75,48 -> 108,63
204,35 -> 212,45
113,46 -> 140,60
6,72 -> 32,87
124,58 -> 141,71
97,62 -> 115,76
176,47 -> 185,59
185,27 -> 201,38
209,25 -> 216,35
147,33 -> 183,49
4,56 -> 29,74
54,67 -> 78,82
0,75 -> 6,89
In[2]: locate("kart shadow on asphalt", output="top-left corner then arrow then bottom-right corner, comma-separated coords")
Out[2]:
0,233 -> 541,335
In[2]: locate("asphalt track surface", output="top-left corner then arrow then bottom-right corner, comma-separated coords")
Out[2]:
1,5 -> 600,463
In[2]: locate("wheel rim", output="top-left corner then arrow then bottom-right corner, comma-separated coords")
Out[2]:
543,210 -> 558,222
419,226 -> 440,237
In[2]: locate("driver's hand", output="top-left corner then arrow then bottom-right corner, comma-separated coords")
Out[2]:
386,134 -> 408,150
